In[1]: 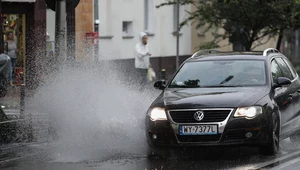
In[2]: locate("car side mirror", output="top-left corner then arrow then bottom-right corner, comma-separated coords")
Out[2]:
154,80 -> 166,90
273,77 -> 292,89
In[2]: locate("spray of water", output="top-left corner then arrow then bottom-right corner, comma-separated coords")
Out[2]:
28,62 -> 159,162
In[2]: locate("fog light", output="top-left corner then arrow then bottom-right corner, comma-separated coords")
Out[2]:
152,134 -> 157,140
245,132 -> 253,138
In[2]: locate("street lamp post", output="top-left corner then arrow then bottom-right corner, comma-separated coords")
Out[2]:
55,0 -> 67,63
176,0 -> 180,69
45,0 -> 80,63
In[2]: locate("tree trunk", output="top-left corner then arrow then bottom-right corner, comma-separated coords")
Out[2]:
232,42 -> 245,51
245,46 -> 251,51
276,29 -> 284,51
244,42 -> 252,51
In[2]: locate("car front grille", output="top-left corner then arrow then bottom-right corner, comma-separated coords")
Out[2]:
176,134 -> 221,143
169,109 -> 232,123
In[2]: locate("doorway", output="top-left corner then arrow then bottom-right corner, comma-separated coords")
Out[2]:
0,13 -> 26,108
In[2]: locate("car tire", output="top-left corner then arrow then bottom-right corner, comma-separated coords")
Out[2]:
259,113 -> 280,156
147,145 -> 170,160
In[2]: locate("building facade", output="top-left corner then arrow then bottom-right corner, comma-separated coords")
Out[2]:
97,0 -> 193,79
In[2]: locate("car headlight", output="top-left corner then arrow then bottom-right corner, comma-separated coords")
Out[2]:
234,106 -> 263,119
148,107 -> 167,121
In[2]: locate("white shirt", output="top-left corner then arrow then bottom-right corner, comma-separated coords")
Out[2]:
134,32 -> 150,69
134,42 -> 150,69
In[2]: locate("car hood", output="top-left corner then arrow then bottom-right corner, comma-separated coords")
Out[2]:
160,86 -> 270,109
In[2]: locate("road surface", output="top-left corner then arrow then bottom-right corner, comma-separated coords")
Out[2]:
1,138 -> 300,170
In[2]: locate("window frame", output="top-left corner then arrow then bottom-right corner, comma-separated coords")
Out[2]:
122,21 -> 134,37
144,0 -> 154,35
270,58 -> 284,84
282,57 -> 298,80
274,57 -> 294,81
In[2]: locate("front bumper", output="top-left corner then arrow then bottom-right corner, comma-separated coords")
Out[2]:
146,109 -> 270,148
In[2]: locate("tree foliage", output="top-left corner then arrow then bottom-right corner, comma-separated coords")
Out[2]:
157,0 -> 300,51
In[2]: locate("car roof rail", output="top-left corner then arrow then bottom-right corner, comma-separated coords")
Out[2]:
191,49 -> 221,58
263,48 -> 280,56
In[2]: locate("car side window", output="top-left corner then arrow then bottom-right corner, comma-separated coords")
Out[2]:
275,58 -> 294,80
271,59 -> 284,83
282,58 -> 298,79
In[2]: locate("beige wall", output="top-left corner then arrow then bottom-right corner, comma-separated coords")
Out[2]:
190,4 -> 278,53
251,36 -> 278,51
191,24 -> 278,53
191,24 -> 231,53
75,0 -> 94,62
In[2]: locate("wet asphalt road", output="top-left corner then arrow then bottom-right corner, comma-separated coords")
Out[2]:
1,139 -> 300,170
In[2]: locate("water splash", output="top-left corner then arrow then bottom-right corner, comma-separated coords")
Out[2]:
29,62 -> 159,162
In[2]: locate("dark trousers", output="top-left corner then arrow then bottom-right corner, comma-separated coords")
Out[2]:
9,58 -> 16,81
136,68 -> 148,88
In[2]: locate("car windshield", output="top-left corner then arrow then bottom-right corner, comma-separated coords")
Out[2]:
169,59 -> 266,88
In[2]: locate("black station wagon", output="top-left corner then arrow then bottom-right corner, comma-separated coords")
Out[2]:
146,48 -> 300,157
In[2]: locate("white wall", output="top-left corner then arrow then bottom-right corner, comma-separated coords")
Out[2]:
98,0 -> 192,60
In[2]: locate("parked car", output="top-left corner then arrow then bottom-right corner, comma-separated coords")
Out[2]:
145,48 -> 300,157
0,54 -> 11,97
0,105 -> 34,144
0,105 -> 20,143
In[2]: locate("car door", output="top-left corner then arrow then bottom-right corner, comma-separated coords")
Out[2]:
271,58 -> 294,128
275,57 -> 299,125
281,57 -> 300,117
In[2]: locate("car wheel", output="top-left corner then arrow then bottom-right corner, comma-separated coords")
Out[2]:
259,113 -> 280,156
147,145 -> 170,160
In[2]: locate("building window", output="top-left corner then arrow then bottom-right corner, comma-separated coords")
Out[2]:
122,21 -> 133,36
144,0 -> 153,34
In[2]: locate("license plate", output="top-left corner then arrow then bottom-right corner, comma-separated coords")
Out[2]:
179,125 -> 218,135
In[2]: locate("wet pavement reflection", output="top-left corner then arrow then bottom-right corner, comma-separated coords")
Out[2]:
0,138 -> 300,170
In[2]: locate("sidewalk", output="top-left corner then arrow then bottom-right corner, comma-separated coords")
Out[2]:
0,86 -> 20,109
0,86 -> 49,144
0,86 -> 37,110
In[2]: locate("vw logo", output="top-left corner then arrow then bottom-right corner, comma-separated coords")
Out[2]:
194,111 -> 204,121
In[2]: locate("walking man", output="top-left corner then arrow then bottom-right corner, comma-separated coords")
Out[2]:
134,32 -> 151,89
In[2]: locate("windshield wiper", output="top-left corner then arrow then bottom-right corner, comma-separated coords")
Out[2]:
168,84 -> 243,88
203,84 -> 244,88
220,75 -> 234,84
168,85 -> 200,88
